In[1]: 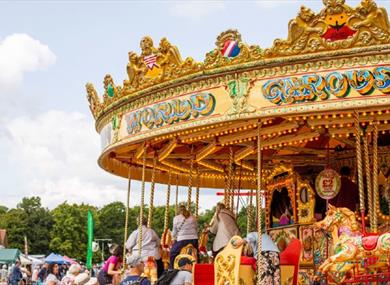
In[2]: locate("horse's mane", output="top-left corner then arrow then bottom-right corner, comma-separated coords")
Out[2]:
338,207 -> 359,231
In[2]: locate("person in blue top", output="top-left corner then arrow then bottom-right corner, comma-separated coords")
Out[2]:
10,261 -> 23,285
120,255 -> 150,285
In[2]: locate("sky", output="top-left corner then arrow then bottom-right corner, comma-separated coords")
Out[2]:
1,0 -> 389,211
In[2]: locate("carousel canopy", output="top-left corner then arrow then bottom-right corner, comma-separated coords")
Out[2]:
86,0 -> 390,189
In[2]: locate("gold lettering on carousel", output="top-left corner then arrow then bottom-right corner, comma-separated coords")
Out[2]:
262,66 -> 390,105
125,93 -> 216,134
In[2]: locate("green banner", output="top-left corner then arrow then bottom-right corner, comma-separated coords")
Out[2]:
86,210 -> 94,269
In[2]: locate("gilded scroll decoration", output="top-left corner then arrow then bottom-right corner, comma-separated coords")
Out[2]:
265,0 -> 390,57
215,254 -> 236,285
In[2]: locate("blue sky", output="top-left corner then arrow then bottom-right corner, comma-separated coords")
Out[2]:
1,0 -> 388,210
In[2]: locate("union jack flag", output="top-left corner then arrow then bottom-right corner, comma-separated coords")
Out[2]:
144,54 -> 158,69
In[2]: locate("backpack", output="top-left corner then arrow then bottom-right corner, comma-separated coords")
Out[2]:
155,269 -> 179,285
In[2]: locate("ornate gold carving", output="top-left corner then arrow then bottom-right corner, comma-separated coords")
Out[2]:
225,77 -> 256,116
123,36 -> 201,93
204,30 -> 263,69
85,83 -> 102,119
215,254 -> 236,285
296,179 -> 316,224
266,0 -> 390,57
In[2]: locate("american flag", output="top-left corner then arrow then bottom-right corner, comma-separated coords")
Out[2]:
144,54 -> 157,69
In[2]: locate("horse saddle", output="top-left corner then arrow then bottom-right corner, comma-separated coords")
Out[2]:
362,234 -> 379,251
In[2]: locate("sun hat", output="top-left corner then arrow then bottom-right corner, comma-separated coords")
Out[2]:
68,264 -> 81,275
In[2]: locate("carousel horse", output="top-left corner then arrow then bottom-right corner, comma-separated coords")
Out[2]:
198,227 -> 210,263
161,229 -> 172,270
314,205 -> 390,280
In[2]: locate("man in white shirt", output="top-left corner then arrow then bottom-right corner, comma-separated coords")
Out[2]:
126,218 -> 163,277
168,257 -> 193,285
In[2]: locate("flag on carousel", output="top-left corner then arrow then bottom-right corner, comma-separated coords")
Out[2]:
144,54 -> 158,69
221,40 -> 240,58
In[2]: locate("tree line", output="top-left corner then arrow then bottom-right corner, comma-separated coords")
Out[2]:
0,197 -> 255,263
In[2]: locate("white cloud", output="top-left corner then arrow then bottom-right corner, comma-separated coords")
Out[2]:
255,0 -> 298,8
2,110 -> 220,210
170,1 -> 225,19
0,33 -> 56,90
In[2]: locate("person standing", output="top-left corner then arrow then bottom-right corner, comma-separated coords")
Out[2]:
0,265 -> 8,283
169,205 -> 198,268
31,266 -> 39,285
10,261 -> 23,285
329,166 -> 359,211
126,217 -> 163,277
209,202 -> 240,257
38,263 -> 49,283
45,264 -> 60,285
120,256 -> 150,285
97,244 -> 123,285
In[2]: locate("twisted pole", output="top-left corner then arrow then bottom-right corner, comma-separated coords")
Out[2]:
147,154 -> 157,228
195,166 -> 200,218
256,121 -> 263,285
122,165 -> 132,270
187,145 -> 194,210
363,133 -> 373,225
354,111 -> 366,233
372,122 -> 379,233
138,149 -> 147,257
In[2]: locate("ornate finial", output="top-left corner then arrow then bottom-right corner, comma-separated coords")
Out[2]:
85,83 -> 101,118
204,29 -> 263,69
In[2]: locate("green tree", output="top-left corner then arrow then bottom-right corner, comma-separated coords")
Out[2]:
17,197 -> 53,254
96,202 -> 126,244
50,202 -> 98,261
0,206 -> 8,215
0,208 -> 27,249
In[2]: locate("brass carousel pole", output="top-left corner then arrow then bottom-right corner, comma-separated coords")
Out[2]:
363,132 -> 373,227
256,121 -> 263,285
162,169 -> 172,270
372,122 -> 379,233
195,166 -> 200,218
354,111 -> 366,233
227,147 -> 234,210
138,149 -> 147,257
175,175 -> 179,215
247,182 -> 254,235
187,145 -> 194,210
147,154 -> 157,228
122,165 -> 132,269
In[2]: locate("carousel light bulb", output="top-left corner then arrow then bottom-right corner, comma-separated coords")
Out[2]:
332,114 -> 337,118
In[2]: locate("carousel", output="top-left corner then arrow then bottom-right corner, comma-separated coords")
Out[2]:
86,0 -> 390,284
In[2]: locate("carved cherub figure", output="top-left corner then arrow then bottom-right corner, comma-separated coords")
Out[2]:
85,83 -> 100,116
158,37 -> 183,67
140,36 -> 158,57
353,0 -> 390,32
286,6 -> 323,44
126,52 -> 143,87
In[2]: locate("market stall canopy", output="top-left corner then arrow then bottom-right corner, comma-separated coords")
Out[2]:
63,256 -> 77,264
20,254 -> 32,265
0,249 -> 21,263
45,253 -> 66,264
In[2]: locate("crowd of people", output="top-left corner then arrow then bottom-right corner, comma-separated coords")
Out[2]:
1,201 -> 282,285
96,201 -> 281,285
0,261 -> 99,285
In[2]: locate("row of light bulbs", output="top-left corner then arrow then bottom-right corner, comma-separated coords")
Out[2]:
181,123 -> 258,143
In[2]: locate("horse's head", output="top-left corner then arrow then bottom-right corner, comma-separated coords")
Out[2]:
314,204 -> 348,232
